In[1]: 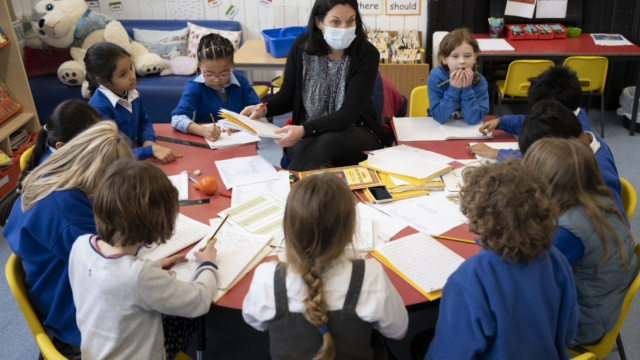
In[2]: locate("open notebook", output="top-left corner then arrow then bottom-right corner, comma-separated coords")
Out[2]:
137,214 -> 211,261
218,109 -> 283,138
372,233 -> 465,300
203,124 -> 261,149
393,117 -> 493,141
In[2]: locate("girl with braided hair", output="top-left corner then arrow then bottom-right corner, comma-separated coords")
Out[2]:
243,173 -> 408,360
171,34 -> 261,142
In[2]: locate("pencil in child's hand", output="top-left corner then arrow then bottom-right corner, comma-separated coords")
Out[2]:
210,113 -> 215,123
437,79 -> 451,87
199,214 -> 229,251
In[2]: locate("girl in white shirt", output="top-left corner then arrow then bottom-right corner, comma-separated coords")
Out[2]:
243,173 -> 408,360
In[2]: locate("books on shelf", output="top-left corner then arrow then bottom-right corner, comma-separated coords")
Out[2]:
10,129 -> 28,151
218,109 -> 283,138
0,150 -> 12,166
299,165 -> 383,190
0,77 -> 23,124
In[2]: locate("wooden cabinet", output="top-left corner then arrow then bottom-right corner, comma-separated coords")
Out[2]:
378,63 -> 430,110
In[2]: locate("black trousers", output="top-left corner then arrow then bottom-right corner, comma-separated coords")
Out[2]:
287,125 -> 382,171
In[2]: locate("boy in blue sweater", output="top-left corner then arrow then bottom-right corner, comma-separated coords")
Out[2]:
84,42 -> 175,162
469,66 -> 588,160
171,34 -> 261,142
422,160 -> 579,360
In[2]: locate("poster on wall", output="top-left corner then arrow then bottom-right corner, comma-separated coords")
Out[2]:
208,0 -> 222,8
359,0 -> 383,15
85,1 -> 100,11
504,0 -> 536,19
386,0 -> 420,16
535,0 -> 567,18
169,0 -> 205,19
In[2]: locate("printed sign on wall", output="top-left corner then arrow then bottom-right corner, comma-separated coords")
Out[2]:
359,0 -> 383,15
386,0 -> 420,16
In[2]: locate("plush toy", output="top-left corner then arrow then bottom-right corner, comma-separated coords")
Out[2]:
30,0 -> 164,87
160,49 -> 198,76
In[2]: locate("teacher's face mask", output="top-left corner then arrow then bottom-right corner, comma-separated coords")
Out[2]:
323,26 -> 356,50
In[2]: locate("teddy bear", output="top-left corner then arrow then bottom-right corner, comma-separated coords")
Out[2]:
30,0 -> 164,87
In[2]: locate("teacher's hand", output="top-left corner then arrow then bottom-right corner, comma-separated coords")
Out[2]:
274,125 -> 304,148
240,104 -> 268,120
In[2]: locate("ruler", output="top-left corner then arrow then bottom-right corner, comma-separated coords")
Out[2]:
179,198 -> 211,206
156,136 -> 210,149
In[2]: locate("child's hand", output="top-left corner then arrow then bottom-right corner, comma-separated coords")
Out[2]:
468,143 -> 499,159
449,70 -> 465,88
204,125 -> 222,142
479,119 -> 500,135
241,105 -> 268,120
462,68 -> 474,87
274,125 -> 304,148
226,128 -> 239,136
194,239 -> 218,264
157,254 -> 188,269
152,144 -> 176,163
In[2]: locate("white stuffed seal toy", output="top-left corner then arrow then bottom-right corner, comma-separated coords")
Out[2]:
30,0 -> 164,88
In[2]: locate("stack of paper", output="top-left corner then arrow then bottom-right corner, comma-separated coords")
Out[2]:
591,34 -> 633,46
137,214 -> 211,261
393,117 -> 492,141
203,124 -> 261,149
372,233 -> 465,299
363,145 -> 453,181
468,142 -> 519,162
477,39 -> 515,51
215,155 -> 280,189
167,172 -> 189,201
218,109 -> 283,138
353,202 -> 407,252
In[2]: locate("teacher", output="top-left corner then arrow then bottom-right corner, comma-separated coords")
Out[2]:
241,0 -> 383,171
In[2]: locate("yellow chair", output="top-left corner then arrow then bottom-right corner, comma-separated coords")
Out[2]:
251,85 -> 269,99
571,353 -> 596,360
563,56 -> 609,137
409,85 -> 429,117
493,60 -> 555,116
270,73 -> 284,95
6,254 -> 193,360
570,243 -> 640,360
20,145 -> 34,171
620,177 -> 637,221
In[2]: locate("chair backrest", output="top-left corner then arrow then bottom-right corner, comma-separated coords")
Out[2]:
503,60 -> 555,97
571,353 -> 596,360
563,56 -> 608,93
580,243 -> 640,358
620,177 -> 637,221
20,145 -> 35,171
409,85 -> 429,117
252,85 -> 269,99
5,254 -> 66,360
432,31 -> 449,70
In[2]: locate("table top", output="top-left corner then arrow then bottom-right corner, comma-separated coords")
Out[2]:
475,33 -> 640,57
234,40 -> 288,67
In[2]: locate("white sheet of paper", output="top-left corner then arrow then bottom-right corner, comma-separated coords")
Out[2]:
477,39 -> 515,51
468,142 -> 519,162
167,173 -> 189,201
203,124 -> 261,149
374,233 -> 464,292
137,214 -> 210,261
231,172 -> 290,207
372,196 -> 467,235
535,0 -> 567,18
219,192 -> 286,240
590,34 -> 633,46
215,155 -> 280,189
368,145 -> 452,179
393,117 -> 492,141
441,161 -> 483,192
504,0 -> 536,19
354,203 -> 407,251
218,109 -> 283,138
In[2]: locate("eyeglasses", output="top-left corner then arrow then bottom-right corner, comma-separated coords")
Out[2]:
202,71 -> 231,80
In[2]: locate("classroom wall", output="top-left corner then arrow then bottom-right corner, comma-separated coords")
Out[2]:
12,0 -> 427,81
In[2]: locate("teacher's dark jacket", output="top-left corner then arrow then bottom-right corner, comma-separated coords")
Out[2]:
265,34 -> 384,146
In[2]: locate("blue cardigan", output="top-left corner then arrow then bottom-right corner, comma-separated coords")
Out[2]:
427,66 -> 489,125
89,89 -> 155,160
426,247 -> 579,360
171,71 -> 261,132
3,189 -> 97,346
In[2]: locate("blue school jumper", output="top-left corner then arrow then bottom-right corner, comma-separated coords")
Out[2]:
171,71 -> 261,132
3,188 -> 97,346
426,247 -> 579,360
88,86 -> 155,160
427,66 -> 489,125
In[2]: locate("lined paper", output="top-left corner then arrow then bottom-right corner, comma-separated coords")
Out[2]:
215,155 -> 280,189
367,145 -> 452,179
372,196 -> 466,235
231,172 -> 290,207
137,214 -> 211,261
167,173 -> 189,201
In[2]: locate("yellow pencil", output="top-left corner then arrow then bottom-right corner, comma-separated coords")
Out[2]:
209,113 -> 215,123
199,214 -> 230,251
430,234 -> 476,244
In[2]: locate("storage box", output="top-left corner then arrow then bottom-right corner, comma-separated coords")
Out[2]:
261,26 -> 307,58
535,25 -> 554,40
505,25 -> 526,40
548,23 -> 567,39
0,156 -> 21,199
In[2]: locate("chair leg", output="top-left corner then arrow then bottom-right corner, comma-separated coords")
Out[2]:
196,315 -> 206,360
600,93 -> 605,138
617,334 -> 627,360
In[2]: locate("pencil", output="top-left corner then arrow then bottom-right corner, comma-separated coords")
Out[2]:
430,234 -> 476,244
209,113 -> 215,123
199,214 -> 229,251
176,155 -> 183,158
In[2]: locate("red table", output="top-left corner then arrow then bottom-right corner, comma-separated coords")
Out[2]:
475,33 -> 640,135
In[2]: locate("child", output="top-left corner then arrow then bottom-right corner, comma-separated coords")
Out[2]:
470,66 -> 587,160
243,173 -> 408,359
523,138 -> 639,345
3,121 -> 134,357
171,34 -> 261,141
422,160 -> 579,359
84,42 -> 176,162
0,99 -> 100,225
68,159 -> 219,359
427,28 -> 489,125
518,99 -> 625,218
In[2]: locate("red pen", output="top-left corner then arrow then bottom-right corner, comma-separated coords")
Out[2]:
252,102 -> 268,115
220,190 -> 232,198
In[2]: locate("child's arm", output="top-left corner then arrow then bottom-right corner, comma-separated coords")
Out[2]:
136,101 -> 176,162
171,82 -> 201,133
459,77 -> 489,125
495,114 -> 526,135
242,262 -> 278,331
362,260 -> 408,340
427,75 -> 460,124
552,227 -> 585,265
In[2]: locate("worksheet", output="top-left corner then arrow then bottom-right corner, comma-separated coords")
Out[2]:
231,172 -> 290,207
353,202 -> 408,251
215,155 -> 280,189
137,214 -> 211,261
167,172 -> 189,201
372,196 -> 467,235
218,193 -> 286,240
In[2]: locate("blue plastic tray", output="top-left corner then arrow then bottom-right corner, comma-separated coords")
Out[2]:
261,26 -> 307,58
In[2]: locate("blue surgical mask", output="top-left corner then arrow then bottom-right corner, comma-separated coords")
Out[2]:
323,26 -> 356,50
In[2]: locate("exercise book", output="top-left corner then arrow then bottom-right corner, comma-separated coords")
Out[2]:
203,124 -> 261,149
218,109 -> 283,138
363,145 -> 453,180
137,214 -> 211,261
393,117 -> 493,141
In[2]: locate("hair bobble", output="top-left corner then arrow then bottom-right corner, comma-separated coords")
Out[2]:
43,124 -> 48,132
318,325 -> 329,335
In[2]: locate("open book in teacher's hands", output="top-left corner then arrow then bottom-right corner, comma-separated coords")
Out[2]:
218,109 -> 283,138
